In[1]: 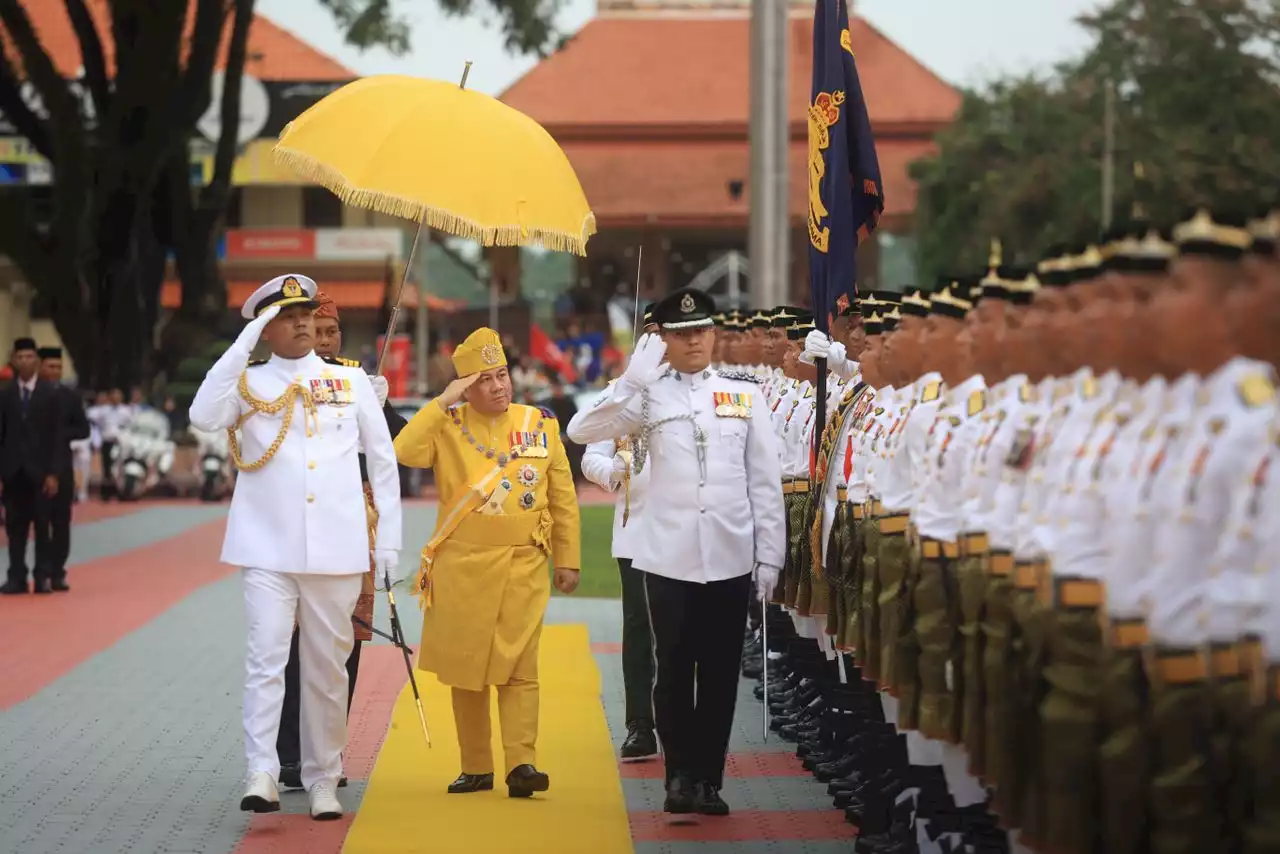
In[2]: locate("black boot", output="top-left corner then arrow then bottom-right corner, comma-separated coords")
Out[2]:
620,722 -> 659,760
693,781 -> 730,816
505,764 -> 550,798
447,772 -> 495,794
663,773 -> 698,814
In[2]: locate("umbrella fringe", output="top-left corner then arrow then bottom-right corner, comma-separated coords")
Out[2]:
273,146 -> 597,257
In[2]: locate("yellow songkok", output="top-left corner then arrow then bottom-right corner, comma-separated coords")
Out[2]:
451,327 -> 507,377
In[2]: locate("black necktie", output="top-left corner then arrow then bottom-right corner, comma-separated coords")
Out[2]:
20,384 -> 30,412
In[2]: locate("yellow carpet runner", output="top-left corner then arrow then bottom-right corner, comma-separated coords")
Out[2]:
344,624 -> 634,853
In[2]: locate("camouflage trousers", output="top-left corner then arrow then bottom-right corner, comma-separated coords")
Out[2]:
1242,677 -> 1280,854
1097,638 -> 1150,854
827,500 -> 855,646
855,520 -> 879,676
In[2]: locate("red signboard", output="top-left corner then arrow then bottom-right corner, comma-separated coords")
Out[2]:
376,333 -> 413,399
225,228 -> 316,260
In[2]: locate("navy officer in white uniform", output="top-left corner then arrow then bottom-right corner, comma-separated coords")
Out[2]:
567,286 -> 786,817
188,274 -> 403,821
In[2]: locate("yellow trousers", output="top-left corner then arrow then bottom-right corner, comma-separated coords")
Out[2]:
452,622 -> 543,776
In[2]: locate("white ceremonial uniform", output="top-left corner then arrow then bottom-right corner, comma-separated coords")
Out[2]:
189,340 -> 402,792
567,366 -> 786,582
878,381 -> 919,516
965,376 -> 1029,544
1044,370 -> 1125,582
1012,372 -> 1086,566
1109,375 -> 1200,623
904,372 -> 945,517
1147,358 -> 1278,648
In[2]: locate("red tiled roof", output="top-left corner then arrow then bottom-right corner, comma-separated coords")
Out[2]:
502,14 -> 959,131
13,0 -> 353,82
563,137 -> 936,226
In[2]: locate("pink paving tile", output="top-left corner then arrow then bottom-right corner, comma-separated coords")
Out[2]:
233,813 -> 355,854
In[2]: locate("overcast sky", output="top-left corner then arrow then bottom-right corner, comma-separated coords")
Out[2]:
255,0 -> 1107,95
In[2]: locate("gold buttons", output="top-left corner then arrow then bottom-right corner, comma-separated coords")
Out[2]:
307,495 -> 315,503
308,462 -> 316,470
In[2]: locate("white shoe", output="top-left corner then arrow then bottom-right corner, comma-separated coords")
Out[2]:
309,780 -> 343,821
239,771 -> 280,813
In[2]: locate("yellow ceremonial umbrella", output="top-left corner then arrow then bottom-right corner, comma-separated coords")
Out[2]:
272,68 -> 596,257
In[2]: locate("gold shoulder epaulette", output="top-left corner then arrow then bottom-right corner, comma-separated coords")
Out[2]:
320,354 -> 362,369
1238,372 -> 1276,408
967,389 -> 986,417
921,380 -> 941,403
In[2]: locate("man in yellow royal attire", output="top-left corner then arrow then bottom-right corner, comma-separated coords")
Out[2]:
393,328 -> 582,799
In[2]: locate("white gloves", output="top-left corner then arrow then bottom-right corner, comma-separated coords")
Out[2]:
374,549 -> 399,584
754,562 -> 780,603
804,329 -> 848,365
235,304 -> 281,351
610,450 -> 632,484
370,375 -> 389,406
620,333 -> 668,392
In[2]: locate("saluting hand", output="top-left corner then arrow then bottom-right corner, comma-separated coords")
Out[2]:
369,375 -> 390,406
553,567 -> 580,594
620,334 -> 667,391
235,304 -> 282,351
435,373 -> 480,410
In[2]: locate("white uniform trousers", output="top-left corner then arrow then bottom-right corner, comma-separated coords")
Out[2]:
242,568 -> 362,789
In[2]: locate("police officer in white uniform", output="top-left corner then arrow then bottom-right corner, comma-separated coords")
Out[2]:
581,304 -> 660,760
188,274 -> 403,821
567,286 -> 786,817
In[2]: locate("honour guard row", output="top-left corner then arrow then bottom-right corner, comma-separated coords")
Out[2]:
707,203 -> 1280,854
575,202 -> 1280,854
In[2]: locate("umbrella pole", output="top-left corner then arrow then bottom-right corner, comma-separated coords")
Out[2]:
376,216 -> 427,376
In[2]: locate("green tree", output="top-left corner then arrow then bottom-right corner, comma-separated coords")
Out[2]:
910,0 -> 1280,282
0,0 -> 564,390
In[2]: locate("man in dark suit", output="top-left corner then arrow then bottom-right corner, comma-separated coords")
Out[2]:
38,347 -> 90,590
0,337 -> 68,594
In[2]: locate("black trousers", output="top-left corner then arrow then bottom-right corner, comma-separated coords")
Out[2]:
99,441 -> 116,500
642,570 -> 751,789
50,471 -> 74,580
3,471 -> 52,584
277,626 -> 363,766
617,558 -> 655,726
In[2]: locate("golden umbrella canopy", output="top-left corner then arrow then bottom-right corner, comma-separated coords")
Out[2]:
272,72 -> 596,256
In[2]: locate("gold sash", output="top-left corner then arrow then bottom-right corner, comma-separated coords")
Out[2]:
412,407 -> 537,609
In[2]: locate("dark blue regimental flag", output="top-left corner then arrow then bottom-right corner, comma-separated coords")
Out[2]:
806,0 -> 884,332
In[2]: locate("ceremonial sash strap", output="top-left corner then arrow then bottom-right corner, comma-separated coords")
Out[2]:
808,383 -> 868,574
413,408 -> 537,610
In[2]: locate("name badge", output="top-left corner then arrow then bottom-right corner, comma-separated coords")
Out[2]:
714,391 -> 752,418
310,377 -> 354,406
510,430 -> 548,458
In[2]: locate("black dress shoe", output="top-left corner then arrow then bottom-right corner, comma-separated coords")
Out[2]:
448,772 -> 495,794
51,578 -> 70,592
0,580 -> 27,594
694,781 -> 730,816
280,763 -> 303,789
33,578 -> 52,594
620,722 -> 658,759
505,764 -> 550,798
663,773 -> 697,814
741,656 -> 763,679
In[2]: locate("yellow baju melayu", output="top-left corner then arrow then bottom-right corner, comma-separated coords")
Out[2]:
393,329 -> 580,779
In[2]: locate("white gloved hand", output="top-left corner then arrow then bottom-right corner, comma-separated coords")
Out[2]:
369,375 -> 390,406
610,450 -> 632,483
620,333 -> 668,392
804,329 -> 848,365
235,304 -> 281,351
754,562 -> 780,603
374,549 -> 399,586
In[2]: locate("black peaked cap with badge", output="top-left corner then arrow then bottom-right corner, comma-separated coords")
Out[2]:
652,287 -> 717,330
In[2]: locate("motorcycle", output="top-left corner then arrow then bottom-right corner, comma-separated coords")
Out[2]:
111,409 -> 176,501
191,427 -> 232,502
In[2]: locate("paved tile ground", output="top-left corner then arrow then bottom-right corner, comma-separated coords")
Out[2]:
0,501 -> 851,854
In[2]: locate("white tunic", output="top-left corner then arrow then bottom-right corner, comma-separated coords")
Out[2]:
188,348 -> 403,575
567,367 -> 786,583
